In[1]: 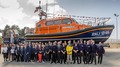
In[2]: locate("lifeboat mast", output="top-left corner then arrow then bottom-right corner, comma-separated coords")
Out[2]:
34,1 -> 47,20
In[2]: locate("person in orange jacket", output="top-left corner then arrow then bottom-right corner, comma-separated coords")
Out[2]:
66,40 -> 73,64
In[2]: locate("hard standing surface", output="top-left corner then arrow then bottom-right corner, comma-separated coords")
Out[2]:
0,48 -> 120,67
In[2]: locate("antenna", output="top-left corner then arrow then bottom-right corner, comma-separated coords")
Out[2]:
53,0 -> 55,18
39,1 -> 41,7
39,0 -> 41,20
34,0 -> 47,20
46,0 -> 48,18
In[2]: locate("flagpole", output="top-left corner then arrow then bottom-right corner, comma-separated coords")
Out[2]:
53,0 -> 55,18
39,1 -> 41,20
46,0 -> 48,19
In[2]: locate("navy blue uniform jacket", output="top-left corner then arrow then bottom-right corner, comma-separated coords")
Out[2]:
97,46 -> 105,55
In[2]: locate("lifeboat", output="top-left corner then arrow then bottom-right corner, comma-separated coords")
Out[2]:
25,1 -> 114,43
25,17 -> 114,43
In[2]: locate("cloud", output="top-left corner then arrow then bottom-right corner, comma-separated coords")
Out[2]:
27,0 -> 67,15
0,0 -> 19,8
0,0 -> 67,30
0,3 -> 7,8
0,0 -> 25,29
0,18 -> 9,29
17,0 -> 36,16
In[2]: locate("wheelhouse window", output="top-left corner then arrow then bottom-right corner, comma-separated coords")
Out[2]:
72,18 -> 79,24
62,18 -> 72,24
46,21 -> 53,26
54,20 -> 61,25
37,24 -> 41,27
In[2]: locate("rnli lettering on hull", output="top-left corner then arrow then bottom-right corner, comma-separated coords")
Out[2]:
92,30 -> 110,36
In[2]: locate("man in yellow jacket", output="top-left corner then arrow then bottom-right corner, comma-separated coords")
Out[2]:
66,40 -> 73,64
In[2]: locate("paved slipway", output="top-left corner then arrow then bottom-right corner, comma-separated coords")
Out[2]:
0,48 -> 120,67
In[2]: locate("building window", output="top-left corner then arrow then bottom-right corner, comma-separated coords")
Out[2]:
62,18 -> 72,24
54,20 -> 61,25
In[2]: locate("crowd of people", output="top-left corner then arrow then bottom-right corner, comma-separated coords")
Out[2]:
2,40 -> 105,65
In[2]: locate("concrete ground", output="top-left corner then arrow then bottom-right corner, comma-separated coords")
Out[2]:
0,48 -> 120,67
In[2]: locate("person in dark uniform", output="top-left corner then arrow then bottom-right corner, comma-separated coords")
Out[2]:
7,44 -> 12,61
57,41 -> 62,64
20,44 -> 24,62
85,40 -> 92,64
97,42 -> 105,64
72,40 -> 76,61
27,42 -> 32,62
48,41 -> 52,62
34,43 -> 38,62
23,44 -> 28,62
51,42 -> 57,64
41,43 -> 45,63
73,42 -> 79,64
90,40 -> 97,65
61,43 -> 67,64
15,45 -> 21,62
31,43 -> 35,61
78,40 -> 86,64
83,40 -> 87,64
44,43 -> 50,62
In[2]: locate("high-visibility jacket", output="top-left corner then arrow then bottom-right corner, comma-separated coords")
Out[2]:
66,45 -> 73,55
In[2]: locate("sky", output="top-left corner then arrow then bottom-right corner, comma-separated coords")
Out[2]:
0,0 -> 120,39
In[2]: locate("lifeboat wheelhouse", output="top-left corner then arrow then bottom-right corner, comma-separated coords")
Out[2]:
35,17 -> 91,35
